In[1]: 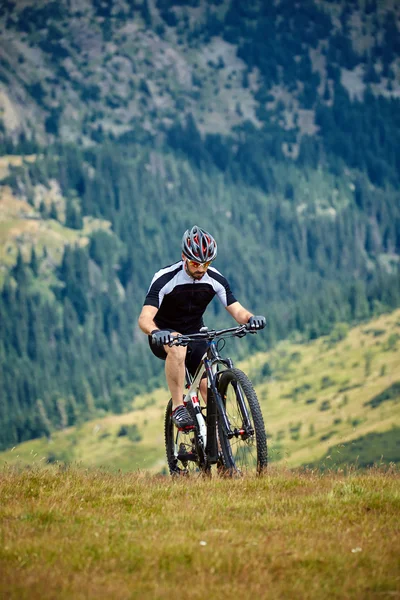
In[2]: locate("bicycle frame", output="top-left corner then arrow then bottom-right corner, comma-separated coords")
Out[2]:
175,326 -> 256,466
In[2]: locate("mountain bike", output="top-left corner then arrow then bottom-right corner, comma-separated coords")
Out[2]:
164,324 -> 267,476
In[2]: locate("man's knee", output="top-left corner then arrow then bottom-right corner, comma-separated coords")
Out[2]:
165,344 -> 187,364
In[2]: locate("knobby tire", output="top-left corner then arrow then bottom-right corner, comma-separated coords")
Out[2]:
217,368 -> 268,474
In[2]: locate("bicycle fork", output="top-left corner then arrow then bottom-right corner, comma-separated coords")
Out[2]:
204,359 -> 232,464
206,360 -> 255,452
231,380 -> 254,439
205,387 -> 219,463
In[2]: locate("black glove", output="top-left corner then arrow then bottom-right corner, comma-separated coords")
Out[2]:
246,316 -> 266,331
151,330 -> 174,347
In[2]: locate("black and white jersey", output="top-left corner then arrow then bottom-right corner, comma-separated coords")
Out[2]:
144,261 -> 237,333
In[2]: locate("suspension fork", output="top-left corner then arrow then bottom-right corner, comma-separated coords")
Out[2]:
204,358 -> 233,464
203,357 -> 217,463
205,387 -> 218,464
232,380 -> 254,434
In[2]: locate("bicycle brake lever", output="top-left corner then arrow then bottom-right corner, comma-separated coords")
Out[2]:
235,329 -> 247,338
170,336 -> 189,347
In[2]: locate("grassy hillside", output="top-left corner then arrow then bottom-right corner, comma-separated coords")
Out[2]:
0,467 -> 399,599
246,308 -> 400,469
0,155 -> 111,286
1,308 -> 399,473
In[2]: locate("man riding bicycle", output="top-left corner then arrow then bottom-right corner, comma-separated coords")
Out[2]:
138,225 -> 266,429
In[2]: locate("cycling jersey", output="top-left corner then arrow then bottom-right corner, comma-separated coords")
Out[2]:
144,260 -> 237,333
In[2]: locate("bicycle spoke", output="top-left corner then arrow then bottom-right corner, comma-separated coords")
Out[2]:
223,382 -> 259,471
174,429 -> 200,474
165,399 -> 208,477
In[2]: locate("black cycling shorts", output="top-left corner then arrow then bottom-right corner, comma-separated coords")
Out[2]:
148,331 -> 207,377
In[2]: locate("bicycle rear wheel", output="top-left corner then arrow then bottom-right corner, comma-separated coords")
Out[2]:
164,399 -> 207,476
217,368 -> 267,474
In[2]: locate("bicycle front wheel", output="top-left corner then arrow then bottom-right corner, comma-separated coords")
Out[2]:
217,368 -> 267,474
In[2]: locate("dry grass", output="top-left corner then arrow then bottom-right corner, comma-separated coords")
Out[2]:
0,465 -> 399,599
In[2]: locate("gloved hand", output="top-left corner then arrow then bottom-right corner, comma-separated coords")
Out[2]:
246,316 -> 266,331
151,330 -> 174,347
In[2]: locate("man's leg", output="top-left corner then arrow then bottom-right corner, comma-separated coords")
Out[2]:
186,341 -> 208,403
164,343 -> 195,429
199,377 -> 207,403
164,343 -> 187,409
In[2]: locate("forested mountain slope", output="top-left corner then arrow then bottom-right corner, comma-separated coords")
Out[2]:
0,0 -> 399,451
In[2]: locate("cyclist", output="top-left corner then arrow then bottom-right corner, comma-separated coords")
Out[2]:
138,225 -> 266,429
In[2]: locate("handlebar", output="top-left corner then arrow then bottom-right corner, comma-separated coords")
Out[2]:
168,324 -> 256,346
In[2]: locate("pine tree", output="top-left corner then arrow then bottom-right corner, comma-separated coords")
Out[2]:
29,247 -> 38,276
65,197 -> 83,229
141,0 -> 152,26
12,249 -> 28,286
36,399 -> 52,438
56,397 -> 68,430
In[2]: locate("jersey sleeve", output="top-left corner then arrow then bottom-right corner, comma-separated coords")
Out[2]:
143,263 -> 182,308
143,277 -> 161,308
208,269 -> 237,307
217,280 -> 237,307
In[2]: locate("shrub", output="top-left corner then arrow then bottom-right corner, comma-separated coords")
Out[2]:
328,322 -> 349,344
289,421 -> 302,441
364,351 -> 373,377
364,382 -> 400,409
321,376 -> 335,389
276,430 -> 285,441
384,333 -> 399,351
320,430 -> 337,442
319,400 -> 331,411
117,424 -> 142,442
261,362 -> 272,377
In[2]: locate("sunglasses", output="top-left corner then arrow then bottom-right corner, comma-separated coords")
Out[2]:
187,259 -> 213,269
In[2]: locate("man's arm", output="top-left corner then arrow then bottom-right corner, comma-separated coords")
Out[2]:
138,305 -> 159,335
225,301 -> 253,325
